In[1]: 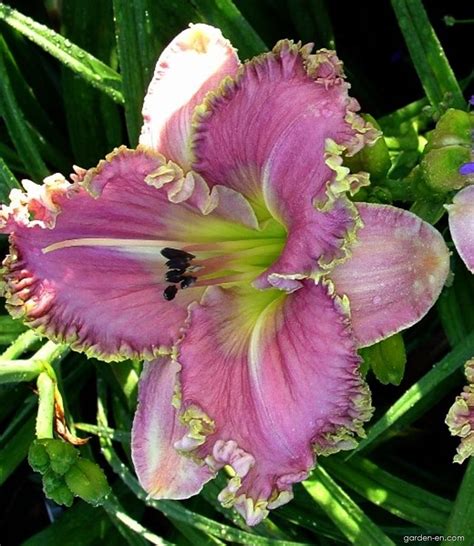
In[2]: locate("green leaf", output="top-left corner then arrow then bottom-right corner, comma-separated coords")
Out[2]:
0,314 -> 27,345
304,466 -> 395,546
112,0 -> 164,144
359,333 -> 407,386
0,3 -> 124,104
437,256 -> 474,346
443,459 -> 474,545
61,0 -> 123,165
0,414 -> 35,485
391,0 -> 464,112
0,45 -> 48,180
22,500 -> 115,546
351,332 -> 474,455
194,0 -> 267,58
323,456 -> 451,531
65,458 -> 111,506
0,157 -> 20,203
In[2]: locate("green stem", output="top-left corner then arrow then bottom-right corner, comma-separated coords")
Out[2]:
0,329 -> 41,359
36,371 -> 55,439
0,359 -> 45,383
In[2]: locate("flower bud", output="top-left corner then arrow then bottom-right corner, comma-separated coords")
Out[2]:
421,109 -> 473,193
344,114 -> 391,182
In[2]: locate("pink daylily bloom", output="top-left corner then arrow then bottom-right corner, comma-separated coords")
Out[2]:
447,185 -> 474,272
0,25 -> 450,525
446,359 -> 474,463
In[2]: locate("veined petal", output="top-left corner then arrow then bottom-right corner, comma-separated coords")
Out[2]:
132,359 -> 214,498
140,24 -> 239,168
447,185 -> 474,272
193,42 -> 378,285
446,359 -> 474,464
330,203 -> 450,348
175,282 -> 372,525
0,147 -> 259,361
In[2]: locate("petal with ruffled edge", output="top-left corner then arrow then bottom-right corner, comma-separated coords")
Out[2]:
132,358 -> 215,498
330,203 -> 450,348
447,185 -> 474,272
446,358 -> 474,464
193,42 -> 379,288
0,147 -> 260,361
172,282 -> 371,525
140,24 -> 239,168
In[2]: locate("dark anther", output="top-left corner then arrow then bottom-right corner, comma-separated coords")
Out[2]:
161,247 -> 195,261
166,270 -> 186,283
163,285 -> 178,301
165,258 -> 189,270
180,276 -> 197,289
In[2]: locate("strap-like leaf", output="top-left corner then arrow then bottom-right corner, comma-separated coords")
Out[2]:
391,0 -> 464,111
0,3 -> 124,104
304,466 -> 395,546
351,332 -> 474,455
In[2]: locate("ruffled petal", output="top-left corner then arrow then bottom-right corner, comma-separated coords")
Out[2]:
132,359 -> 214,498
446,359 -> 474,464
330,203 -> 450,348
174,282 -> 372,525
193,42 -> 378,286
0,147 -> 260,361
447,185 -> 474,272
140,24 -> 239,168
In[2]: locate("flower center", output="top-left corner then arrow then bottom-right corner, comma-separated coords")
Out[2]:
42,226 -> 285,301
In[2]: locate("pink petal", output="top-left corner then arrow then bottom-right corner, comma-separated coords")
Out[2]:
193,42 -> 378,286
174,282 -> 372,525
330,203 -> 450,348
140,24 -> 239,168
447,185 -> 474,272
0,147 -> 259,361
132,359 -> 214,498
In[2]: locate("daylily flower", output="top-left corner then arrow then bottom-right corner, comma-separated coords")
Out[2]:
0,25 -> 450,525
446,359 -> 474,463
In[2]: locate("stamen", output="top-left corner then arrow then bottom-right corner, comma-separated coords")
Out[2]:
161,247 -> 195,261
166,258 -> 191,269
166,270 -> 186,283
163,285 -> 178,301
180,276 -> 197,289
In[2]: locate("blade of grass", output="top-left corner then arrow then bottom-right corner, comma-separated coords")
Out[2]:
0,156 -> 20,202
21,500 -> 116,546
443,459 -> 474,545
391,0 -> 464,112
62,0 -> 123,165
193,0 -> 267,58
102,493 -> 170,546
437,256 -> 474,346
350,332 -> 474,456
322,456 -> 451,532
112,0 -> 163,144
0,46 -> 48,179
0,414 -> 35,485
304,466 -> 395,546
0,315 -> 27,345
0,3 -> 124,104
